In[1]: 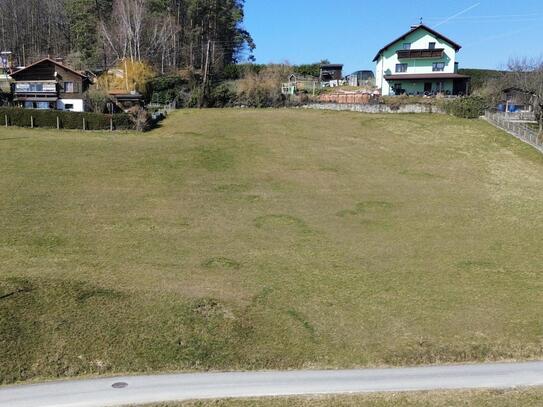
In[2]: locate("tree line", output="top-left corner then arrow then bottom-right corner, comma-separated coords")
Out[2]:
0,0 -> 254,74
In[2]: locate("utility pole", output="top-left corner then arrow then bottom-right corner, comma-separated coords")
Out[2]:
200,39 -> 212,108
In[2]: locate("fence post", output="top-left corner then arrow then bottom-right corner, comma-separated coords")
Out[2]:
110,116 -> 113,132
83,118 -> 86,131
4,114 -> 7,128
57,116 -> 60,130
31,116 -> 34,129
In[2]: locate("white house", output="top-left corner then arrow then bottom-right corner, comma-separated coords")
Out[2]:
374,24 -> 470,96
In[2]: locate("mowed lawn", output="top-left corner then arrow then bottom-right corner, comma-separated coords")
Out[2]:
1,109 -> 543,384
141,387 -> 543,407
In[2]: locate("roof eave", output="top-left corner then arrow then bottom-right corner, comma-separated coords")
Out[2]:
373,24 -> 461,63
10,58 -> 88,80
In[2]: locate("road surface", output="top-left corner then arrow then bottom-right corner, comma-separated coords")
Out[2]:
1,362 -> 543,407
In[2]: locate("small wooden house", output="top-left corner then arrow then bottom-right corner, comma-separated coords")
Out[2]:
10,58 -> 90,111
320,64 -> 343,82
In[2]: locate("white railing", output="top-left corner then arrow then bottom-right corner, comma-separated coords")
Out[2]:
485,111 -> 542,153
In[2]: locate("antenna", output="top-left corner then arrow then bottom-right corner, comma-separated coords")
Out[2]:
420,17 -> 424,25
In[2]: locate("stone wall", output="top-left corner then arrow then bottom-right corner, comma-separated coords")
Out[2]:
304,103 -> 445,114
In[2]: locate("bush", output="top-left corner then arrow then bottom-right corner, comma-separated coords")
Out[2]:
236,64 -> 290,108
0,107 -> 134,131
127,107 -> 152,132
441,96 -> 489,119
209,83 -> 237,107
148,75 -> 188,106
85,89 -> 109,113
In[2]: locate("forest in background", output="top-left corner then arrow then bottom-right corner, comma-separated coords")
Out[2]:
0,0 -> 254,74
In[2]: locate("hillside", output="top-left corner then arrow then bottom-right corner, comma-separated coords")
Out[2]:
1,110 -> 543,384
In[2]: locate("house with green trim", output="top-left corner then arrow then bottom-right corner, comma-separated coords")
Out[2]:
374,24 -> 470,96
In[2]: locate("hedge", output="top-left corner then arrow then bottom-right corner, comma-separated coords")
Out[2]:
440,96 -> 489,119
0,107 -> 134,131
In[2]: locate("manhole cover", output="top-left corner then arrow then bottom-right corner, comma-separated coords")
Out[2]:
112,382 -> 128,389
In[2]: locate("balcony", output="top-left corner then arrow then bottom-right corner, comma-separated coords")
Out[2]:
397,48 -> 445,59
13,81 -> 58,102
14,81 -> 58,94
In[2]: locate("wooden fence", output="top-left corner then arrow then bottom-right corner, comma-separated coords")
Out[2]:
485,111 -> 542,153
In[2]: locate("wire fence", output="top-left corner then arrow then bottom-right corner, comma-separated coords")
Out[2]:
484,111 -> 543,153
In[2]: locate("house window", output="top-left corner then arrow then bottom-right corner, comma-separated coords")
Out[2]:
402,43 -> 411,50
432,62 -> 445,72
30,83 -> 43,92
64,82 -> 74,93
429,42 -> 436,50
36,102 -> 50,110
395,63 -> 408,73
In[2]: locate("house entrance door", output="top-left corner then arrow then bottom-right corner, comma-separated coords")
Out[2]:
424,82 -> 432,93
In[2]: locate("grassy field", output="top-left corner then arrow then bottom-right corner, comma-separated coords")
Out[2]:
1,109 -> 543,384
138,387 -> 543,406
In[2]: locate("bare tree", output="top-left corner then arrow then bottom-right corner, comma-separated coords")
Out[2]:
0,0 -> 254,74
507,57 -> 543,133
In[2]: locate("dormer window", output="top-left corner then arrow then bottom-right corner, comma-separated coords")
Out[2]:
429,42 -> 436,50
402,43 -> 411,50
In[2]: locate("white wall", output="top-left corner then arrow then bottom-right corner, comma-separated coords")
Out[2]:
57,99 -> 85,112
375,28 -> 458,95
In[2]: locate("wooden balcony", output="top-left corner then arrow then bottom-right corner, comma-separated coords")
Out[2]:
397,49 -> 445,59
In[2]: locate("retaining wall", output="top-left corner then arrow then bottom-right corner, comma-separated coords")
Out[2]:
304,103 -> 444,114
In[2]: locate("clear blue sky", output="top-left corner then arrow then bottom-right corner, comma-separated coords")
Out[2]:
243,0 -> 543,73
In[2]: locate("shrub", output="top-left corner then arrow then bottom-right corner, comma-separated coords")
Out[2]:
85,89 -> 109,113
148,75 -> 188,106
441,96 -> 489,119
0,107 -> 134,131
127,107 -> 152,132
210,83 -> 237,107
186,88 -> 202,108
236,64 -> 290,108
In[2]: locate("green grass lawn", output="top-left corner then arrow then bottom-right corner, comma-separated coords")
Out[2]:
138,387 -> 543,406
1,109 -> 543,384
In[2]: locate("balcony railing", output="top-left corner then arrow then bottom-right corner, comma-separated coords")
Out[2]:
14,82 -> 57,93
397,49 -> 445,59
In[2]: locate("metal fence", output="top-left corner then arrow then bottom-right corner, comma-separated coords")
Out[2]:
484,111 -> 542,153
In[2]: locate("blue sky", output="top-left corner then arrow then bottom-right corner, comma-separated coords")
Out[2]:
243,0 -> 543,74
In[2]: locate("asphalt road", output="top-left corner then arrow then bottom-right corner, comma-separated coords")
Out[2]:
2,362 -> 543,407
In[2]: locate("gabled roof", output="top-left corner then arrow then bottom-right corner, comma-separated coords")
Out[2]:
10,58 -> 88,79
373,24 -> 462,62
